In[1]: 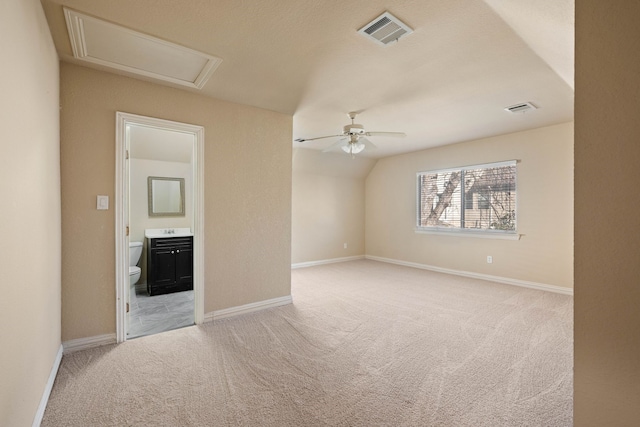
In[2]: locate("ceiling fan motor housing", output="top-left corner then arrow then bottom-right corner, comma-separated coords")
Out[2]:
344,124 -> 365,135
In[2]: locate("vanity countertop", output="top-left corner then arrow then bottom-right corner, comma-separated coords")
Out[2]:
144,228 -> 193,239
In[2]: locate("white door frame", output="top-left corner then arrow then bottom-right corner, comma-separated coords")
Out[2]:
115,112 -> 205,343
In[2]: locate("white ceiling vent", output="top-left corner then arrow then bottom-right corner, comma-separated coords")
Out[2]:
358,12 -> 413,46
504,102 -> 538,114
63,8 -> 222,89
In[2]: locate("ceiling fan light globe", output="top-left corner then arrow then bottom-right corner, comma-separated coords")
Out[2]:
342,142 -> 365,155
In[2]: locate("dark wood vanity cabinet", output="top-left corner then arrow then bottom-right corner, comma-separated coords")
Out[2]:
147,236 -> 193,296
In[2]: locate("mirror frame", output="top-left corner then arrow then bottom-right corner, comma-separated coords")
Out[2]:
147,176 -> 185,217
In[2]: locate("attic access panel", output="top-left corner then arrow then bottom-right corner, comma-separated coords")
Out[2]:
64,8 -> 222,89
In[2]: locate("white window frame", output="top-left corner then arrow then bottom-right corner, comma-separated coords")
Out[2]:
415,160 -> 520,240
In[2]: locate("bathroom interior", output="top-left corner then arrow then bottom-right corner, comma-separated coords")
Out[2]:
126,123 -> 196,339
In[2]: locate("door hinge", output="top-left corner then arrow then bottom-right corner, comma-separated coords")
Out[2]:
126,150 -> 129,159
126,302 -> 130,313
126,226 -> 129,236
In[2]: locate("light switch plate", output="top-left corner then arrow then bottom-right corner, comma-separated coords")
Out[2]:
97,195 -> 109,210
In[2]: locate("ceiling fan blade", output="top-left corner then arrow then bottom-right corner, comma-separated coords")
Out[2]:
294,134 -> 344,143
365,131 -> 406,138
321,138 -> 348,153
360,137 -> 377,150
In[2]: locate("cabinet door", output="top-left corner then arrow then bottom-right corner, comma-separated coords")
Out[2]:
174,245 -> 193,285
151,248 -> 177,287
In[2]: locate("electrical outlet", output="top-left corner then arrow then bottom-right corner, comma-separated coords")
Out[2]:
487,255 -> 493,264
344,243 -> 348,249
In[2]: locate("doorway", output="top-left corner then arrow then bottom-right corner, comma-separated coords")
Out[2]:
115,112 -> 204,342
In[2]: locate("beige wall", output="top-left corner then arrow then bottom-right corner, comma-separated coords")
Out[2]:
366,122 -> 574,289
291,149 -> 376,264
60,63 -> 292,341
0,0 -> 61,425
130,158 -> 193,282
575,1 -> 640,425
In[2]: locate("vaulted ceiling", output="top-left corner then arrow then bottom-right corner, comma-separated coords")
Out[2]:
42,0 -> 574,158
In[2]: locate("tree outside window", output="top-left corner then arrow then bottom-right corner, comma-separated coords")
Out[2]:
417,162 -> 516,233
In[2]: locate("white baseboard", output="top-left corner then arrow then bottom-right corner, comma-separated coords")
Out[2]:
32,344 -> 63,427
62,333 -> 116,354
204,295 -> 293,322
366,255 -> 573,296
291,255 -> 365,269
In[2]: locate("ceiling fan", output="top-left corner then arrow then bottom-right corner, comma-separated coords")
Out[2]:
294,112 -> 406,157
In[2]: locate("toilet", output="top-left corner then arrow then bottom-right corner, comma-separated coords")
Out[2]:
129,241 -> 143,286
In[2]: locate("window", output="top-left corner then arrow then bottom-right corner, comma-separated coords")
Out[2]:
417,161 -> 517,234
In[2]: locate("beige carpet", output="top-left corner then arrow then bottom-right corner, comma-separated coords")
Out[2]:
43,260 -> 573,426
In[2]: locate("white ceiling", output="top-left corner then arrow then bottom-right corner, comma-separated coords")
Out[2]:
42,0 -> 574,159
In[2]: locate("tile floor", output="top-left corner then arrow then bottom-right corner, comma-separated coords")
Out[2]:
128,283 -> 194,339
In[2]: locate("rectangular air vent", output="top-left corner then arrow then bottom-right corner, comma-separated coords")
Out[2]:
358,11 -> 413,46
504,102 -> 538,114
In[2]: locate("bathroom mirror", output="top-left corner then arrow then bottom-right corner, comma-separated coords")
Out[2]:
147,176 -> 185,217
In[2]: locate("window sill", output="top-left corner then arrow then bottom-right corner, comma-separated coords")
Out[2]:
415,228 -> 522,240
